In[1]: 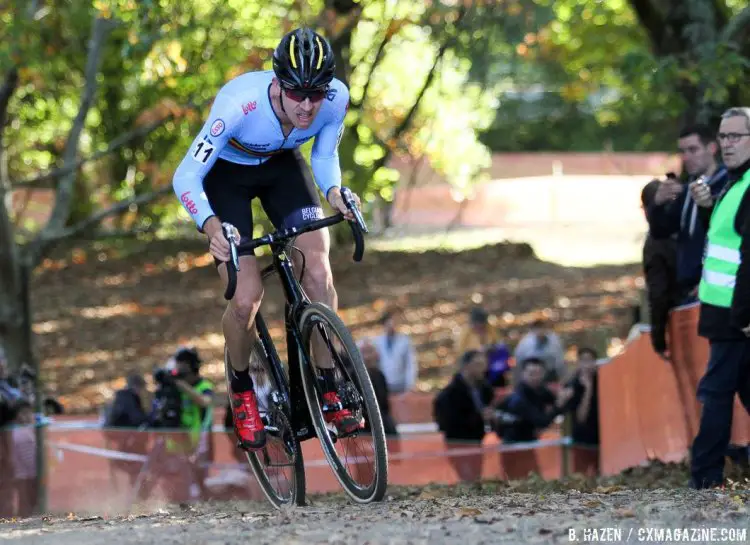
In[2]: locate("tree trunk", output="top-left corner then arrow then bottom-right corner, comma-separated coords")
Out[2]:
0,63 -> 24,372
629,0 -> 748,125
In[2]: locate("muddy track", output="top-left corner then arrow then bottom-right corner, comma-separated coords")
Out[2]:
2,488 -> 748,545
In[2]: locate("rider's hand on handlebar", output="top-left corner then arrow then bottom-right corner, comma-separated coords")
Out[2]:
327,187 -> 361,221
203,217 -> 233,262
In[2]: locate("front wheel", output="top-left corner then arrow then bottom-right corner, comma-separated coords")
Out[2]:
297,302 -> 389,503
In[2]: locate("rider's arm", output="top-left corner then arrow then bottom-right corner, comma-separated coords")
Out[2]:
172,94 -> 245,231
310,86 -> 349,203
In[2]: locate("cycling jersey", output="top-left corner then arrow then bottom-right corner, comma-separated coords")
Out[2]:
172,70 -> 349,230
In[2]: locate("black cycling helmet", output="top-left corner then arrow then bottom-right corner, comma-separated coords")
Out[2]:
273,27 -> 335,90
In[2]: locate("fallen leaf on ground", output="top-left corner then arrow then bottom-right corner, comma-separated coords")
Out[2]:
596,485 -> 625,494
458,507 -> 482,517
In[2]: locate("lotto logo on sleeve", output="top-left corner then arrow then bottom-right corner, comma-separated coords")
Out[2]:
210,119 -> 225,137
242,101 -> 257,115
180,191 -> 198,215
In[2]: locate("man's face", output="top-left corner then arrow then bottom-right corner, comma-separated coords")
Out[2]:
522,362 -> 545,389
678,134 -> 716,177
176,360 -> 194,380
384,315 -> 399,334
719,116 -> 750,169
578,352 -> 597,374
280,86 -> 326,129
17,407 -> 34,425
360,342 -> 379,369
465,352 -> 488,382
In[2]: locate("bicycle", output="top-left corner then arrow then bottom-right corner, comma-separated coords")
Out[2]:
221,187 -> 389,508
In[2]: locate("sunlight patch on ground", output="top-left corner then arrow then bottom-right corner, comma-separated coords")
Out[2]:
76,303 -> 171,319
369,224 -> 645,267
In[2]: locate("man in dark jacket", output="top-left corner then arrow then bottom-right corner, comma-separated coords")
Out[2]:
687,107 -> 750,489
647,124 -> 729,305
433,349 -> 496,482
500,358 -> 573,443
641,179 -> 680,359
434,350 -> 495,442
106,374 -> 148,428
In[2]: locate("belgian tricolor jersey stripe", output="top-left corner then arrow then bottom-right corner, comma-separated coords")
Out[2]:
228,138 -> 285,157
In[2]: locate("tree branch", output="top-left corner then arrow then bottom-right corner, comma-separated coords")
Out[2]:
351,16 -> 399,110
720,6 -> 750,45
368,42 -> 448,175
34,185 -> 172,248
627,0 -> 668,55
11,107 -> 188,190
39,16 -> 116,236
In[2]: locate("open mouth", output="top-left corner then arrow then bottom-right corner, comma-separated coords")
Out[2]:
298,113 -> 312,123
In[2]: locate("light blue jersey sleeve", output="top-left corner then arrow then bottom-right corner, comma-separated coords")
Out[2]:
311,85 -> 349,200
172,93 -> 244,230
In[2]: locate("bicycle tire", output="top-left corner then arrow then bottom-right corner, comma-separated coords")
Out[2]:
297,302 -> 389,503
224,326 -> 306,508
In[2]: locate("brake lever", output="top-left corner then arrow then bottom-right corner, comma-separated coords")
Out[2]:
340,187 -> 369,234
222,222 -> 240,271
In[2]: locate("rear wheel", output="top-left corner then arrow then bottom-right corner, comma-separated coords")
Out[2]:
224,326 -> 306,508
297,302 -> 389,503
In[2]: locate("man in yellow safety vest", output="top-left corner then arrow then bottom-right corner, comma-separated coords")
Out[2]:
689,107 -> 750,489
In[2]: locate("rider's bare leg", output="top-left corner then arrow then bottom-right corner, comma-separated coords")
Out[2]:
293,229 -> 337,371
217,256 -> 264,383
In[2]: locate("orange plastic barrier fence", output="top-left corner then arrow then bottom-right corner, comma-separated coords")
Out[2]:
599,304 -> 750,476
0,427 -> 598,515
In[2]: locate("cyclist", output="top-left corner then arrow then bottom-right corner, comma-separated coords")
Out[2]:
172,28 -> 362,451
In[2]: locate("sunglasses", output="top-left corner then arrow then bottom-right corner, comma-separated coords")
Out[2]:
283,86 -> 328,103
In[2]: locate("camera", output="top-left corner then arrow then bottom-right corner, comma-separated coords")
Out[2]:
153,367 -> 183,387
151,367 -> 184,428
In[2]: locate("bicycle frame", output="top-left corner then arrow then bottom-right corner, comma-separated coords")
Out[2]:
254,242 -> 337,441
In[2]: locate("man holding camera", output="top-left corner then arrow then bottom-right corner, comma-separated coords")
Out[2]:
152,347 -> 214,501
155,347 -> 214,440
688,107 -> 750,488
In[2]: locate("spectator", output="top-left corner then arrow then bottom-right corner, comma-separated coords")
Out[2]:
0,345 -> 24,518
11,399 -> 37,518
687,107 -> 750,489
647,124 -> 729,304
433,349 -> 495,482
512,320 -> 566,384
102,373 -> 150,497
565,347 -> 599,447
500,358 -> 573,444
372,309 -> 418,394
641,179 -> 680,359
106,373 -> 149,429
166,347 -> 215,500
359,339 -> 398,436
0,346 -> 24,426
457,307 -> 510,387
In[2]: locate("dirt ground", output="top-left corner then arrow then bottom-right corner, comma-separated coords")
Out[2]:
2,486 -> 748,545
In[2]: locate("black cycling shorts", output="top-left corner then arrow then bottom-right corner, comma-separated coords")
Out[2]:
203,150 -> 324,260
